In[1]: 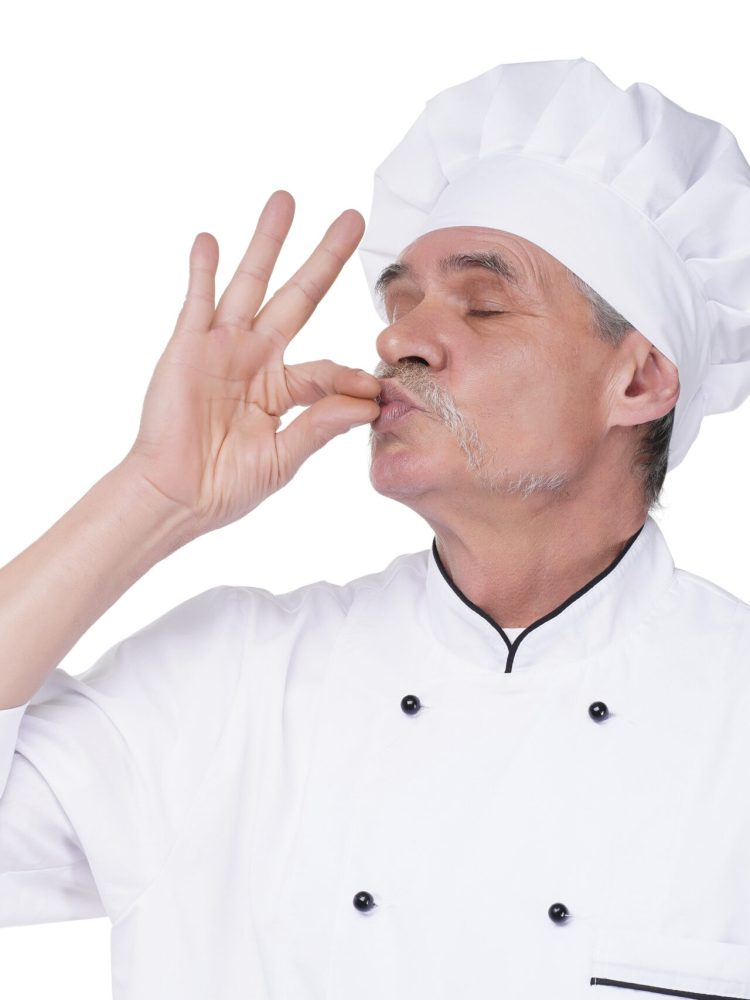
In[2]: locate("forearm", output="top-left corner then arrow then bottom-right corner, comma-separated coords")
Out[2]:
0,458 -> 198,709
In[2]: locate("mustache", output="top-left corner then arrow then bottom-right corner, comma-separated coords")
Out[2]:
371,360 -> 483,465
373,360 -> 451,414
370,362 -> 570,498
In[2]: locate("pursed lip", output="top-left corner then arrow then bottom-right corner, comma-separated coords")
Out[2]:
375,379 -> 426,411
371,379 -> 427,432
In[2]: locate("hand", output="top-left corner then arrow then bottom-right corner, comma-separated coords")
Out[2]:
123,190 -> 381,534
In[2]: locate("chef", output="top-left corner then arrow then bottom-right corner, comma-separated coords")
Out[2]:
2,57 -> 750,1000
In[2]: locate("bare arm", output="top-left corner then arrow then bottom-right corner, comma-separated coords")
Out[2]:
0,190 -> 381,711
0,460 -> 195,708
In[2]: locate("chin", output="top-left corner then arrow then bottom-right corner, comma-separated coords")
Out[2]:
369,435 -> 468,503
368,441 -> 438,500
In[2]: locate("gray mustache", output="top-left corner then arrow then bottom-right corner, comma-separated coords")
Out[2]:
371,360 -> 478,455
373,360 -> 440,411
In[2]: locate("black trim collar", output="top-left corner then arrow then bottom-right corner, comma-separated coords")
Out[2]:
431,521 -> 647,674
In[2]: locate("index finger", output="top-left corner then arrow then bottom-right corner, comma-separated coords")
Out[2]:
251,208 -> 365,352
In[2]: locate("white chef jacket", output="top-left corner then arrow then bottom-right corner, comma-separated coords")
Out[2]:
2,513 -> 750,1000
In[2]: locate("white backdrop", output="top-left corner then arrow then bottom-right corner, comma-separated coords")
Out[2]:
1,0 -> 748,994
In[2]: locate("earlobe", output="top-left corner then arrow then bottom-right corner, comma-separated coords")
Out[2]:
613,343 -> 680,428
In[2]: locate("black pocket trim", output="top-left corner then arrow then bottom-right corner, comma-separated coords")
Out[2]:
590,975 -> 749,999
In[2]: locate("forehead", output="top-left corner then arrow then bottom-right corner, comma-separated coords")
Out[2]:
374,226 -> 562,303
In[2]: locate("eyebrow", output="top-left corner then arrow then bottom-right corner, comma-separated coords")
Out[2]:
374,249 -> 523,303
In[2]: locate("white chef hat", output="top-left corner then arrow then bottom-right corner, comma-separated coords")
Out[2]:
358,58 -> 750,472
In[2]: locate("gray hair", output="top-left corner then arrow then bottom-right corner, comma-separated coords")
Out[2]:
567,270 -> 675,513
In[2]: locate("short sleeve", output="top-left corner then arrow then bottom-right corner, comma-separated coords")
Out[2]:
0,751 -> 107,926
0,584 -> 248,925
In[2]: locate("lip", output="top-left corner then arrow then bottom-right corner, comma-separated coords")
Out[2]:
371,380 -> 426,433
375,379 -> 425,411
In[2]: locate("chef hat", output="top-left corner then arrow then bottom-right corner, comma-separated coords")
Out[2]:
358,58 -> 750,472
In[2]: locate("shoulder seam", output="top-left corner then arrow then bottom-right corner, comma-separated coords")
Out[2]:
228,551 -> 430,613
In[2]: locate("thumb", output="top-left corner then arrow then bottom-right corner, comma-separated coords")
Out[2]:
275,393 -> 381,481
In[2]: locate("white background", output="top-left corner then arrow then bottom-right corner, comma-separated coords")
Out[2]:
1,0 -> 748,994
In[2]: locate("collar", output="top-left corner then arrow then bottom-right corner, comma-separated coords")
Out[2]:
424,515 -> 677,675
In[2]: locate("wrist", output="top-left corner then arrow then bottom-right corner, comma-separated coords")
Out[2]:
106,458 -> 201,560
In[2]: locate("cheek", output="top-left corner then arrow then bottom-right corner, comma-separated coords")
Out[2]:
465,350 -> 606,453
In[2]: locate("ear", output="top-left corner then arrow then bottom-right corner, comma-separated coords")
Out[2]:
607,329 -> 680,430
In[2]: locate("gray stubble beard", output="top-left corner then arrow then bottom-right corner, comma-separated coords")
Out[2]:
370,361 -> 569,499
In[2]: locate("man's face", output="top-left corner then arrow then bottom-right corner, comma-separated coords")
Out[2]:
368,226 -> 625,514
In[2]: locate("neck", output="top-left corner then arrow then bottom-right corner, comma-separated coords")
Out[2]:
424,497 -> 648,630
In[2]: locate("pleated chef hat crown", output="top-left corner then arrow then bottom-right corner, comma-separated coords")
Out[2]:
358,58 -> 750,472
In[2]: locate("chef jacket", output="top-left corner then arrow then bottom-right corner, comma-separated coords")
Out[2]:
2,512 -> 750,1000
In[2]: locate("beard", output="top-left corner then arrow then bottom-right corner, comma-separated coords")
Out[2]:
369,360 -> 569,499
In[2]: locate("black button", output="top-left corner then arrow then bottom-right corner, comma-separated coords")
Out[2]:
548,901 -> 570,923
401,694 -> 421,715
353,890 -> 376,912
588,701 -> 610,722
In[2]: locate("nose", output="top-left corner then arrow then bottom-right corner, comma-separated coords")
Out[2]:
375,304 -> 448,370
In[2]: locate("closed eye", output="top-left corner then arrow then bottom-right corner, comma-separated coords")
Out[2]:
468,310 -> 505,317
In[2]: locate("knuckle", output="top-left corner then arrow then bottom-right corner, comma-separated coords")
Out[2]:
238,261 -> 271,283
184,290 -> 214,305
310,423 -> 332,450
290,275 -> 324,306
257,226 -> 284,247
209,319 -> 248,339
321,244 -> 346,268
253,320 -> 287,349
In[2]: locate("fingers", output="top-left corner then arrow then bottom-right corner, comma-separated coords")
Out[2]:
251,208 -> 365,352
276,393 -> 381,480
175,232 -> 219,334
213,190 -> 295,330
284,359 -> 381,407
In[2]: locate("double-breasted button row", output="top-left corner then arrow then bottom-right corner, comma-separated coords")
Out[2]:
400,693 -> 610,723
352,693 -> 612,918
353,892 -> 573,922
